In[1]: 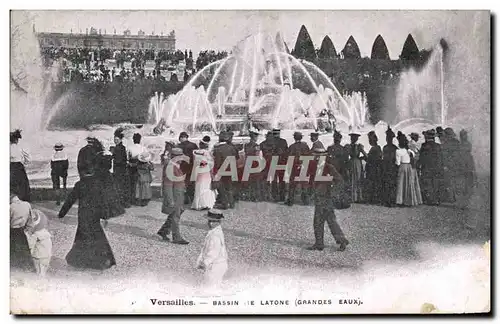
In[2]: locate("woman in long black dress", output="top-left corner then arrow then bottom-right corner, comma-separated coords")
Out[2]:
10,129 -> 31,202
112,128 -> 131,208
95,150 -> 126,223
58,153 -> 117,270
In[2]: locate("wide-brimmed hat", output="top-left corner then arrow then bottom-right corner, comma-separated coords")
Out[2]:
204,209 -> 225,221
349,132 -> 361,137
171,147 -> 184,156
54,143 -> 64,150
138,151 -> 152,163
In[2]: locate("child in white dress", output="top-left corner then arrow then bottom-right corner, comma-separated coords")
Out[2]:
196,209 -> 228,290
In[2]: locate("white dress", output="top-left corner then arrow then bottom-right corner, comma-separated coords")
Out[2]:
196,225 -> 228,289
191,150 -> 217,210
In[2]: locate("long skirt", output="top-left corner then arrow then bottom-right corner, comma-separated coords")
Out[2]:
348,158 -> 363,203
192,173 -> 216,210
113,167 -> 130,207
381,163 -> 398,206
66,214 -> 116,270
10,162 -> 31,202
10,228 -> 36,273
364,161 -> 382,204
396,164 -> 423,206
136,180 -> 153,200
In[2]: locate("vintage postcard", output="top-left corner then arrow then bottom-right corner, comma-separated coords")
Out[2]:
9,10 -> 490,314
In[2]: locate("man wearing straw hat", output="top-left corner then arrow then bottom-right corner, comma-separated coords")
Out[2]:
196,209 -> 228,289
158,148 -> 190,244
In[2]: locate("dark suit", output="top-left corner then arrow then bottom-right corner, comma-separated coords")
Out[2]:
272,137 -> 289,201
311,160 -> 346,247
287,141 -> 310,205
418,141 -> 444,205
213,142 -> 238,208
178,140 -> 198,203
243,141 -> 262,201
381,143 -> 398,207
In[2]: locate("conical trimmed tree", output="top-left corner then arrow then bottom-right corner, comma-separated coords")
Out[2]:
318,35 -> 337,59
400,34 -> 419,61
342,36 -> 361,59
293,25 -> 317,61
371,35 -> 390,60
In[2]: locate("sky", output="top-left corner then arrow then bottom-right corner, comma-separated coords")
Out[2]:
14,10 -> 488,59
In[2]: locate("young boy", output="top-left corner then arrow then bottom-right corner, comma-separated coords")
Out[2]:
25,208 -> 53,277
51,143 -> 69,205
196,209 -> 228,289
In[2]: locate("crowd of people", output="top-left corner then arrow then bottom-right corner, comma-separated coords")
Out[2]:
9,123 -> 476,286
41,46 -> 230,84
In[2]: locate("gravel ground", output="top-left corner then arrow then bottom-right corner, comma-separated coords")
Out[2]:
10,179 -> 491,314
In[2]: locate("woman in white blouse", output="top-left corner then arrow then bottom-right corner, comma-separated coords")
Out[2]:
395,131 -> 423,206
10,129 -> 31,201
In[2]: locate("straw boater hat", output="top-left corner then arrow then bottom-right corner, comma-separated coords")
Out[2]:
138,151 -> 152,163
54,143 -> 64,151
204,209 -> 224,222
349,132 -> 361,138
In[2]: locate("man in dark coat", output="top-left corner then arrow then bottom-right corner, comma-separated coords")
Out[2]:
441,128 -> 460,203
77,137 -> 102,178
417,129 -> 444,205
260,131 -> 275,201
307,147 -> 349,251
286,131 -> 310,206
177,131 -> 198,204
112,128 -> 131,208
271,129 -> 289,202
243,129 -> 262,201
213,131 -> 239,209
310,132 -> 325,151
381,126 -> 398,207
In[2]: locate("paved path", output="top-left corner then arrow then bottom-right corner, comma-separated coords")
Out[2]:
10,190 -> 491,314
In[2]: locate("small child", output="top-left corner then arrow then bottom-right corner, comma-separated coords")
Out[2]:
196,209 -> 228,290
51,143 -> 69,205
25,208 -> 53,277
136,151 -> 154,206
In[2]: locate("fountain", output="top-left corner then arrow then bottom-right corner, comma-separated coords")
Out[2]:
147,32 -> 366,137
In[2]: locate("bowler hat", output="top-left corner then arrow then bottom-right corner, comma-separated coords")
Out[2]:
293,131 -> 303,137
